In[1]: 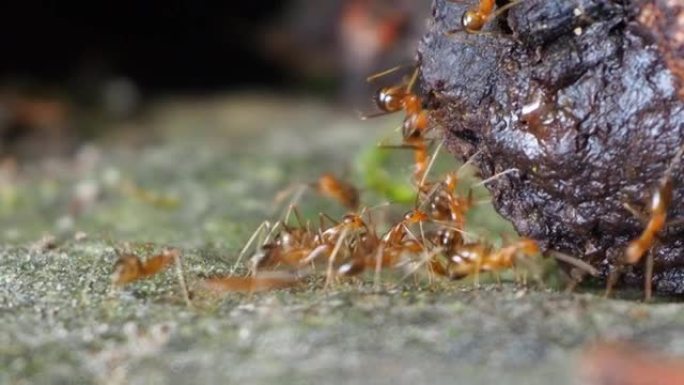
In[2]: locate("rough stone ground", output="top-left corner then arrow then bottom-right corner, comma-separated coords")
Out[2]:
2,94 -> 684,385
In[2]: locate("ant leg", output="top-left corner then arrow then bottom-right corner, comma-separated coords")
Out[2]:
293,206 -> 306,228
405,67 -> 420,93
319,212 -> 340,228
473,168 -> 520,187
358,110 -> 394,120
430,221 -> 478,240
366,64 -> 410,82
418,139 -> 444,188
171,250 -> 192,308
493,271 -> 502,287
623,202 -> 648,224
399,248 -> 442,283
325,228 -> 349,289
279,184 -> 308,220
551,251 -> 600,278
489,0 -> 522,20
472,256 -> 482,289
232,220 -> 271,272
644,250 -> 654,301
416,181 -> 443,210
263,221 -> 281,245
373,245 -> 386,291
283,204 -> 295,225
604,265 -> 622,298
564,268 -> 586,294
283,204 -> 306,229
300,244 -> 331,265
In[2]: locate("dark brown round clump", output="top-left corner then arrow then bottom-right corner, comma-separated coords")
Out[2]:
418,0 -> 684,293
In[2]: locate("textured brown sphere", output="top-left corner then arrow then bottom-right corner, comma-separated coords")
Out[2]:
418,0 -> 684,293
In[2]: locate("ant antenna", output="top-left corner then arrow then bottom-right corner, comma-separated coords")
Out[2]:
405,68 -> 421,93
473,168 -> 519,187
366,64 -> 411,82
460,149 -> 483,170
170,250 -> 192,308
418,139 -> 445,188
358,110 -> 393,120
373,244 -> 386,290
491,0 -> 522,20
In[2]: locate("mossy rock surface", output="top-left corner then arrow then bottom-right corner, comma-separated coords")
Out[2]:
2,95 -> 684,385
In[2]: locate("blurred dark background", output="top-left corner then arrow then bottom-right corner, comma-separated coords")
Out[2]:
0,0 -> 430,156
2,1 -> 293,91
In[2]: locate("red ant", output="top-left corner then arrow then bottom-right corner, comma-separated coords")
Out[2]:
111,249 -> 178,286
111,248 -> 191,306
365,68 -> 434,186
428,238 -> 540,284
275,173 -> 360,212
334,208 -> 430,278
623,179 -> 672,266
315,173 -> 360,211
421,171 -> 473,230
246,205 -> 325,272
373,87 -> 428,139
381,209 -> 430,246
606,145 -> 684,300
447,0 -> 522,34
482,238 -> 540,283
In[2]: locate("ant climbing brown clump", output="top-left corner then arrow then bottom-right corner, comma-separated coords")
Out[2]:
460,0 -> 496,32
366,68 -> 436,186
606,145 -> 684,300
446,0 -> 521,34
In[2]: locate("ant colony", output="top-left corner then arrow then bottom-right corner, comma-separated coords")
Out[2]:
110,0 -> 679,302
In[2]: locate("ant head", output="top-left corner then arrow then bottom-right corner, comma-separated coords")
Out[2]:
342,214 -> 366,229
461,10 -> 486,32
374,86 -> 404,113
111,254 -> 142,285
404,209 -> 428,223
444,172 -> 459,190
